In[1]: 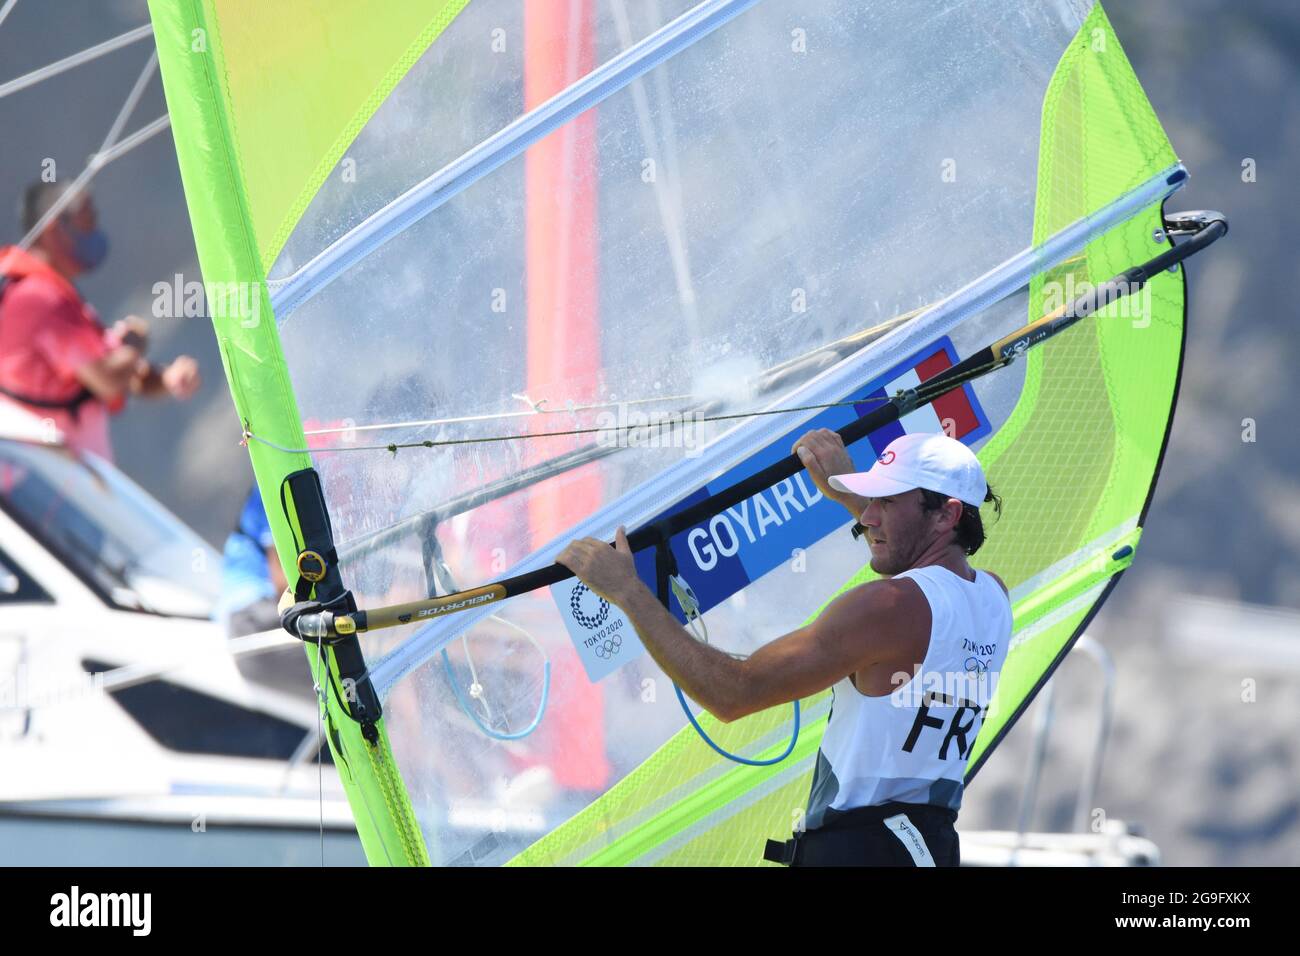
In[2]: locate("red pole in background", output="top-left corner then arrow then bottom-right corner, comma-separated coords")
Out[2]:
522,0 -> 610,792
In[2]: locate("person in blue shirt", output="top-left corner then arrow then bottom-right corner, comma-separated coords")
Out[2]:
219,485 -> 287,636
220,486 -> 310,698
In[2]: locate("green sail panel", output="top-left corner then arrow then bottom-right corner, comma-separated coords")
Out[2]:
147,0 -> 475,866
967,2 -> 1184,775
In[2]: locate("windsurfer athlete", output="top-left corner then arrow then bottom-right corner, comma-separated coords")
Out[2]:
558,429 -> 1011,866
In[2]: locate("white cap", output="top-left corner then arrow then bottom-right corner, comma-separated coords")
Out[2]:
828,432 -> 986,508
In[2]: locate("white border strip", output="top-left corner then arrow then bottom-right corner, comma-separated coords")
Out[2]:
1009,581 -> 1110,651
1008,518 -> 1137,605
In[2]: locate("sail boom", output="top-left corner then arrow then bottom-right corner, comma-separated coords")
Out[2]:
367,162 -> 1185,695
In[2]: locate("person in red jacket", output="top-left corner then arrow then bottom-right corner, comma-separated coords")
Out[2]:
0,182 -> 200,461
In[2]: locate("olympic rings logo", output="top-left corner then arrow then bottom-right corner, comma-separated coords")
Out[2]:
569,582 -> 611,630
594,634 -> 623,659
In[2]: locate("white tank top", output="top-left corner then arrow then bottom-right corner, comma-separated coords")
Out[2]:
805,565 -> 1011,827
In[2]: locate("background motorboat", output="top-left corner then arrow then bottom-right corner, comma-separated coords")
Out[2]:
0,403 -> 364,865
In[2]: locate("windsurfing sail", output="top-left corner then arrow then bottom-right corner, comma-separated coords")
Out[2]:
148,0 -> 1222,865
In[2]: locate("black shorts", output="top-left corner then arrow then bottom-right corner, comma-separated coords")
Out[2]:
765,802 -> 960,867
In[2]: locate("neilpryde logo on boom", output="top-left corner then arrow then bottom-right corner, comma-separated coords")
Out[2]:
50,886 -> 151,936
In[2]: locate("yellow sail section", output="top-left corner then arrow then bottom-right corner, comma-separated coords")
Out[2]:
164,0 -> 467,268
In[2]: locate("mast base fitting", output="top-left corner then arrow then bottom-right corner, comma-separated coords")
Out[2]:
280,596 -> 356,643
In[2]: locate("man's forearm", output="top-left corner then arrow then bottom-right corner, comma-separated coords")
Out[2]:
617,582 -> 747,721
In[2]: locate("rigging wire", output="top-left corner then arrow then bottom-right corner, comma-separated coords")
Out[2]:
90,113 -> 170,166
314,633 -> 326,867
242,302 -> 939,458
243,396 -> 889,456
302,392 -> 693,437
19,47 -> 169,250
100,47 -> 158,156
0,22 -> 153,100
0,0 -> 20,34
267,302 -> 929,449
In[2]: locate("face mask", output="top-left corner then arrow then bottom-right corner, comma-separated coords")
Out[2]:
62,220 -> 109,271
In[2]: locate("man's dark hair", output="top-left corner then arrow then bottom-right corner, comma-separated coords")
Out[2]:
19,181 -> 73,234
918,484 -> 1002,556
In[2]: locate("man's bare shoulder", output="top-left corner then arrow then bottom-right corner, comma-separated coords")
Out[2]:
825,578 -> 931,654
834,576 -> 930,614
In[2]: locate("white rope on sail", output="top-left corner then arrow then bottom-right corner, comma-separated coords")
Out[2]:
302,392 -> 694,436
241,396 -> 877,456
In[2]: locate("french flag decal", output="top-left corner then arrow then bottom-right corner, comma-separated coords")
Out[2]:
854,339 -> 990,453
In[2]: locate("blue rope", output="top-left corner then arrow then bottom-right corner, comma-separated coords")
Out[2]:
440,648 -> 550,741
675,683 -> 800,766
662,571 -> 799,766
